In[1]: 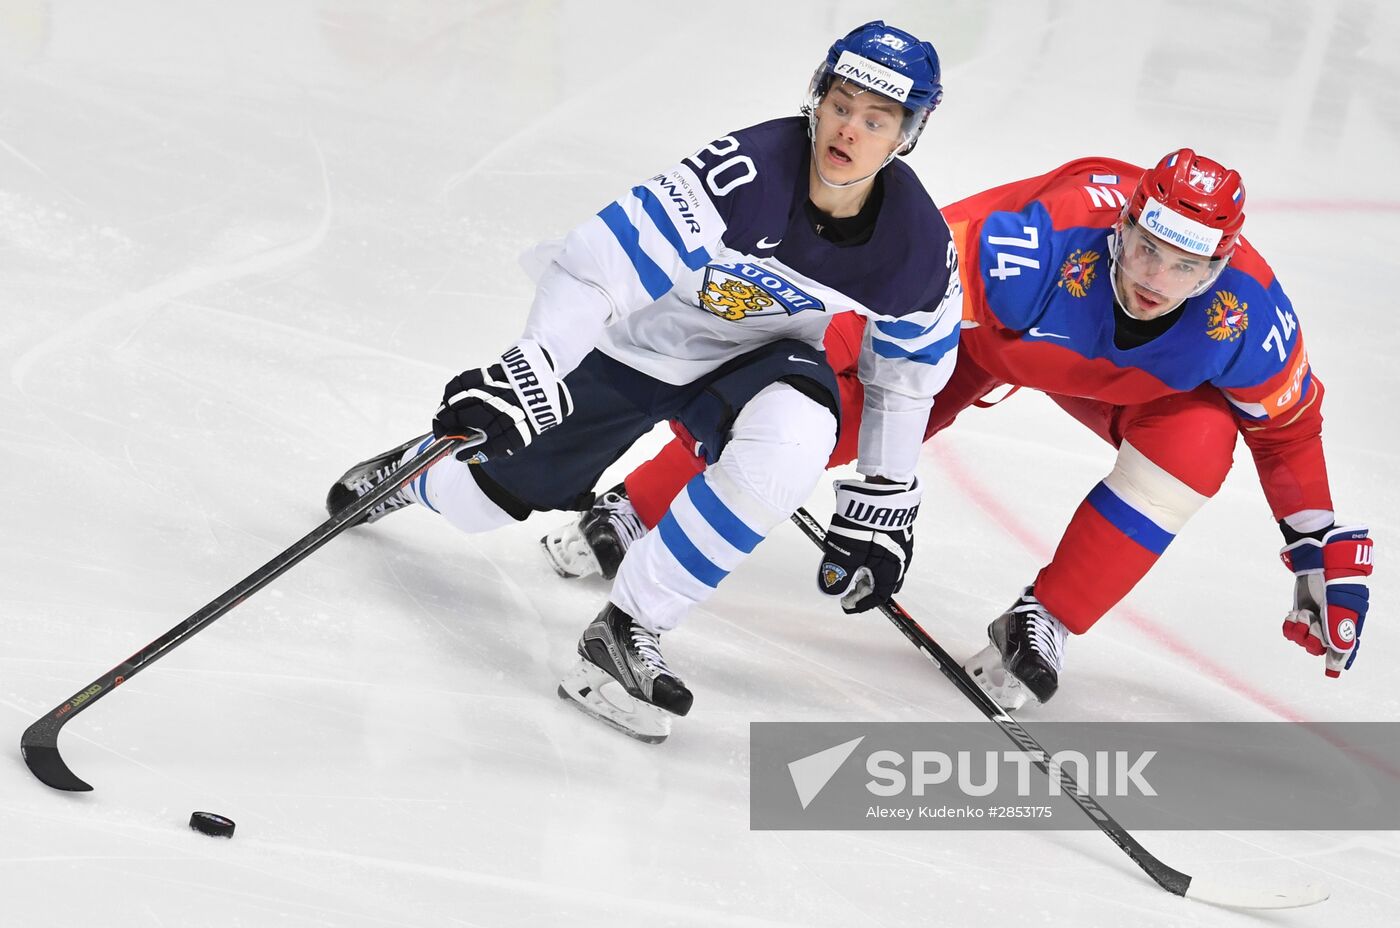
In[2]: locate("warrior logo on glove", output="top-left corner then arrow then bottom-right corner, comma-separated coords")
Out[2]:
434,339 -> 573,463
818,477 -> 921,614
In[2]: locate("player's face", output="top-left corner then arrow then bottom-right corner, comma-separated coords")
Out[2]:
1113,222 -> 1220,320
812,81 -> 905,183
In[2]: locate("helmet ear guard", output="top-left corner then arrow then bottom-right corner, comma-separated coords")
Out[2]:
897,109 -> 932,155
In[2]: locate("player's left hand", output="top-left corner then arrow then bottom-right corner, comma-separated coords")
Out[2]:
817,477 -> 920,614
1280,523 -> 1373,677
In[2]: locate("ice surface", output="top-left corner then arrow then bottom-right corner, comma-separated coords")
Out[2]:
3,1 -> 1398,925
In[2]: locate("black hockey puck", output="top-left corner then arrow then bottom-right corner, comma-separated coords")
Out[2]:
188,811 -> 235,838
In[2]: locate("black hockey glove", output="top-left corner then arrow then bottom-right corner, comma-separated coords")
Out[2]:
433,339 -> 573,463
817,477 -> 921,614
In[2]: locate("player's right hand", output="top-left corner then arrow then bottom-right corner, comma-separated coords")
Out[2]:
817,477 -> 921,613
433,339 -> 573,463
1280,524 -> 1373,677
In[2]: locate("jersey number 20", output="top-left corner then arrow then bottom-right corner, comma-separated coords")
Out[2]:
685,137 -> 757,198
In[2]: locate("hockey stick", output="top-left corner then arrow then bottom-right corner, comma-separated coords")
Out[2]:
791,506 -> 1328,910
21,433 -> 478,793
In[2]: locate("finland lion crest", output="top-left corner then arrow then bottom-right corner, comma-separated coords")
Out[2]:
701,277 -> 774,321
820,562 -> 848,590
698,261 -> 825,322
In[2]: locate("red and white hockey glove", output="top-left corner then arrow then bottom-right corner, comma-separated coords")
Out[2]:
1280,524 -> 1373,677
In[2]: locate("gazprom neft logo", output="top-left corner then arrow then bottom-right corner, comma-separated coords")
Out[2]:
1139,196 -> 1223,257
833,51 -> 914,102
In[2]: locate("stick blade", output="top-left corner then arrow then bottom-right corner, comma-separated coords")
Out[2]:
20,718 -> 93,792
1185,876 -> 1330,910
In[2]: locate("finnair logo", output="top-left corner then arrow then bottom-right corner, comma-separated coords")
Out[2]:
649,171 -> 702,234
1139,197 -> 1222,257
833,51 -> 913,102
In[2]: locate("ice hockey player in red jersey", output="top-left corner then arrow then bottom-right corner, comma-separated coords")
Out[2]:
544,150 -> 1374,711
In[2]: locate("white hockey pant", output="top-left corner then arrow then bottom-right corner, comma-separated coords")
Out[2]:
610,383 -> 837,633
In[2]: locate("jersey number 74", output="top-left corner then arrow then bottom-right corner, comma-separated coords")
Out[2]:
987,226 -> 1041,281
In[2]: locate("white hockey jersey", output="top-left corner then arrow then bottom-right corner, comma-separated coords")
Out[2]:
522,116 -> 961,480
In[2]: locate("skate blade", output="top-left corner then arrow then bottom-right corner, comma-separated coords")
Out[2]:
539,530 -> 601,580
557,661 -> 671,744
964,643 -> 1030,712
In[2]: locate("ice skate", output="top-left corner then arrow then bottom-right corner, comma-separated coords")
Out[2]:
540,484 -> 646,580
558,603 -> 693,743
965,586 -> 1068,710
325,435 -> 429,527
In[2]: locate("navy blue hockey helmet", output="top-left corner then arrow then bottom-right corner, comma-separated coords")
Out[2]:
804,21 -> 944,155
824,21 -> 943,110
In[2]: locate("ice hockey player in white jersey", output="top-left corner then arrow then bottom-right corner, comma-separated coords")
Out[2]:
326,21 -> 962,741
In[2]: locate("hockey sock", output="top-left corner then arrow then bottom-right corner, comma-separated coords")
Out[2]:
612,385 -> 835,632
1035,440 -> 1210,632
624,437 -> 707,530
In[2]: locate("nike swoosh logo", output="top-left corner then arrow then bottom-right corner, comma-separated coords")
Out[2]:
788,355 -> 819,365
1027,327 -> 1070,339
756,236 -> 782,249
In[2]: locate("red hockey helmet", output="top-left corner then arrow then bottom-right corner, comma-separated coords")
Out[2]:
1125,149 -> 1245,260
